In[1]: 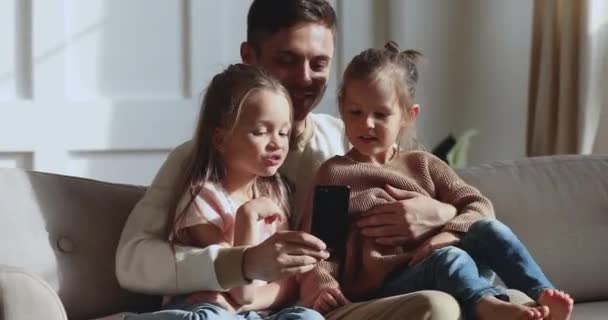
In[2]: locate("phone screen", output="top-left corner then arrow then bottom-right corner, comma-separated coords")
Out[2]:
311,185 -> 350,257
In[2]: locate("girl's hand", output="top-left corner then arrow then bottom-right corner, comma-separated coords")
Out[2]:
409,231 -> 461,266
312,287 -> 351,315
237,197 -> 285,224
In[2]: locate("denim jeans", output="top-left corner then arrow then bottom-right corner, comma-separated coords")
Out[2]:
123,296 -> 323,320
373,219 -> 554,320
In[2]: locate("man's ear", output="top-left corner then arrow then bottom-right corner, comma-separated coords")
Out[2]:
241,42 -> 257,64
212,128 -> 226,153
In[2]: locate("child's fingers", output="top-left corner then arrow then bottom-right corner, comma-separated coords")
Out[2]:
323,292 -> 340,309
330,289 -> 351,306
313,294 -> 336,314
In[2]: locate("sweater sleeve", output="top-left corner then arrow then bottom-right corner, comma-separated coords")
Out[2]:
425,153 -> 495,233
115,141 -> 250,294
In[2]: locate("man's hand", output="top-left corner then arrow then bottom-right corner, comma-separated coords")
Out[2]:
312,287 -> 351,315
242,231 -> 330,282
409,231 -> 461,266
357,185 -> 457,246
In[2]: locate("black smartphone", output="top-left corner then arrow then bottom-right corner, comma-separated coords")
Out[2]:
311,185 -> 351,257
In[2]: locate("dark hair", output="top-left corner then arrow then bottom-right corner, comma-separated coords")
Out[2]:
338,41 -> 424,150
247,0 -> 337,52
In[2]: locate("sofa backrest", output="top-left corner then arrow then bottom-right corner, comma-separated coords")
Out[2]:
0,169 -> 161,320
457,155 -> 608,303
2,155 -> 607,318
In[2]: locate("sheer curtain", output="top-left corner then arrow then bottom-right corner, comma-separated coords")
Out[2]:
527,0 -> 608,156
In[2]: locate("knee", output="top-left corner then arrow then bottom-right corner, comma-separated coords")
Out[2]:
431,246 -> 470,268
469,219 -> 514,242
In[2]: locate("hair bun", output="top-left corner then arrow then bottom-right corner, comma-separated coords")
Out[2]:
400,49 -> 424,65
384,40 -> 400,54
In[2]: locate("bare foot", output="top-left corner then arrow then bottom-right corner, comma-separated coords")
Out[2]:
477,296 -> 548,320
538,289 -> 574,320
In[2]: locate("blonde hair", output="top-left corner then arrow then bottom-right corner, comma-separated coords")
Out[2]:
338,40 -> 424,150
169,64 -> 293,241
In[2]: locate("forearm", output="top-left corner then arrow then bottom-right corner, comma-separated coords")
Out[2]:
442,186 -> 495,233
227,209 -> 261,303
117,237 -> 234,293
430,201 -> 457,228
413,201 -> 457,243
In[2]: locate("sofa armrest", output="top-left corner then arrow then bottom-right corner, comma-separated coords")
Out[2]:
0,265 -> 67,320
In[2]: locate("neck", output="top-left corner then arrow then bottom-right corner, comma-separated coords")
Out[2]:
349,146 -> 396,165
221,170 -> 257,202
293,118 -> 307,139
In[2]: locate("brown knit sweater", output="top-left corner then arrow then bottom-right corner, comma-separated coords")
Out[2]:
298,151 -> 495,303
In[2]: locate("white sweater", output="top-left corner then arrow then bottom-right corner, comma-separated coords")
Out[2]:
115,113 -> 347,294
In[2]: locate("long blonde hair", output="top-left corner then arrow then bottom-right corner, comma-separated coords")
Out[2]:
169,64 -> 293,241
338,40 -> 424,151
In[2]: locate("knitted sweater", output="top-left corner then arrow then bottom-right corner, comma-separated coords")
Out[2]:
299,151 -> 495,302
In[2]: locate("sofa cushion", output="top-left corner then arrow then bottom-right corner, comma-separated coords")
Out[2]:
457,155 -> 608,303
571,301 -> 608,320
0,169 -> 161,319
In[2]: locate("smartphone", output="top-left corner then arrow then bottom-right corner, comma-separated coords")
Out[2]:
311,185 -> 351,257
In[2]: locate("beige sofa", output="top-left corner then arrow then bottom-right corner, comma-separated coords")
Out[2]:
1,155 -> 607,319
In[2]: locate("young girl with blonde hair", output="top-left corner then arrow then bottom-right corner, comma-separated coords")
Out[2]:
126,64 -> 322,320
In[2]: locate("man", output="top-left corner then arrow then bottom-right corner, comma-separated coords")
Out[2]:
116,0 -> 476,318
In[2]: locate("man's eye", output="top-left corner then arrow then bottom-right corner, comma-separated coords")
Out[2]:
311,60 -> 329,71
349,110 -> 362,116
277,55 -> 295,65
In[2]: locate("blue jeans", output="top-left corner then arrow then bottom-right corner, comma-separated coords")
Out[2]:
123,297 -> 323,320
373,219 -> 554,320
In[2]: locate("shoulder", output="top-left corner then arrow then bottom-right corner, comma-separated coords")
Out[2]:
308,113 -> 348,154
393,150 -> 449,171
309,113 -> 344,131
314,155 -> 348,182
149,140 -> 194,187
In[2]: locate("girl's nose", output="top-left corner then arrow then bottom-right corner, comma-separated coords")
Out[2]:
267,136 -> 281,151
365,116 -> 375,129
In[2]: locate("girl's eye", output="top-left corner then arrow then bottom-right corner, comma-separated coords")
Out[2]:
279,131 -> 290,137
252,130 -> 266,136
349,109 -> 361,116
374,112 -> 389,119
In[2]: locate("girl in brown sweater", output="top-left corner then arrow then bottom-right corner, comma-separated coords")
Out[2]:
299,42 -> 574,320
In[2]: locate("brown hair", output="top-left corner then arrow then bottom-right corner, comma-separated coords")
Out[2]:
338,40 -> 424,150
247,0 -> 337,53
169,64 -> 293,242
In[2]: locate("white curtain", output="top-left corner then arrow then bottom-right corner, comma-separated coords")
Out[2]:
527,0 -> 608,156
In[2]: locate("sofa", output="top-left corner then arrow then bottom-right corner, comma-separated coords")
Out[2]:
1,155 -> 607,320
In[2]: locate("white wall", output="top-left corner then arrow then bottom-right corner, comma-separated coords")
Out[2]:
456,0 -> 533,165
383,0 -> 533,165
0,0 -> 535,185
